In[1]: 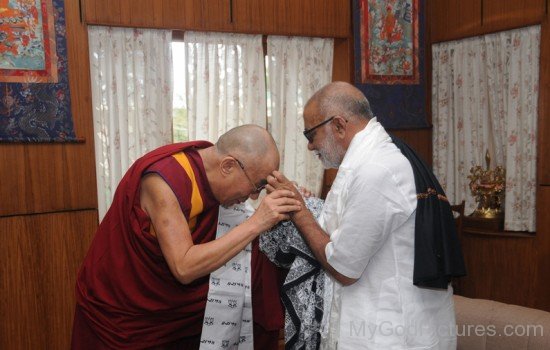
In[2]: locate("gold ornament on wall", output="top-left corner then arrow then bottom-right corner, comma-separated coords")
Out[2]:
468,150 -> 506,219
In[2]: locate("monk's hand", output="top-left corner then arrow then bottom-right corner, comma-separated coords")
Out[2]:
250,189 -> 302,232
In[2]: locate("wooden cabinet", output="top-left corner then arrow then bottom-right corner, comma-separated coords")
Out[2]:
82,0 -> 351,38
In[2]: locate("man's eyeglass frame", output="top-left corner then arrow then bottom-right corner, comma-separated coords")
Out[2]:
303,115 -> 337,143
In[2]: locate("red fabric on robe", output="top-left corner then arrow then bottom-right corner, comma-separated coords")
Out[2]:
73,142 -> 283,349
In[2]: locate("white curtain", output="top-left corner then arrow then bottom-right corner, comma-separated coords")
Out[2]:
432,25 -> 540,231
267,36 -> 334,196
88,26 -> 173,220
183,32 -> 266,142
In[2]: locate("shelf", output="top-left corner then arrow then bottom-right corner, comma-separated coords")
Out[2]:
461,215 -> 535,238
462,228 -> 536,238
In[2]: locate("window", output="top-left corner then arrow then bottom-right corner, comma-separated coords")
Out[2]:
172,41 -> 189,142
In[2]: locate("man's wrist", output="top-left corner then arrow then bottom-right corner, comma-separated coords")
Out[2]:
291,207 -> 315,227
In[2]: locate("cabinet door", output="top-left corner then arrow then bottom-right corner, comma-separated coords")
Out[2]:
429,0 -> 482,42
482,0 -> 546,33
232,0 -> 350,38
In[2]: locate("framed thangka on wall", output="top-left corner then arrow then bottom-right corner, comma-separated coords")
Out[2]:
0,0 -> 77,142
359,0 -> 418,84
354,0 -> 428,128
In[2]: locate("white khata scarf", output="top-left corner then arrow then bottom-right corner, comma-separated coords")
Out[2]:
199,202 -> 254,350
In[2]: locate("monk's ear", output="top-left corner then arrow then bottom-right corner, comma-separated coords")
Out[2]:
220,156 -> 236,176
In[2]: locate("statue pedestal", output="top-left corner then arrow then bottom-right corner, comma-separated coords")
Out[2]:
464,215 -> 504,233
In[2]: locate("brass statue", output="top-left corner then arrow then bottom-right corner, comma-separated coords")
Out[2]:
467,150 -> 506,218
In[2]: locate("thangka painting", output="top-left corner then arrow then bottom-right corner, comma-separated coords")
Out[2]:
0,0 -> 76,142
353,0 -> 427,128
0,0 -> 57,83
359,0 -> 419,84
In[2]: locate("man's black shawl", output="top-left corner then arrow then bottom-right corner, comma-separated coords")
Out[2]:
391,135 -> 467,289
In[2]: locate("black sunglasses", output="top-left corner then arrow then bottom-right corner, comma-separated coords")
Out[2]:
303,115 -> 337,143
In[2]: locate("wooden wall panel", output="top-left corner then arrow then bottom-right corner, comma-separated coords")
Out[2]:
430,0 -> 481,42
232,0 -> 281,35
0,210 -> 97,349
231,0 -> 263,33
430,0 -> 547,42
124,0 -> 154,27
81,0 -> 97,23
389,128 -> 433,166
0,143 -> 97,216
0,0 -> 96,216
204,0 -> 234,31
456,233 -> 538,307
84,0 -> 122,25
534,186 -> 550,311
0,0 -> 97,217
232,0 -> 350,37
160,0 -> 181,29
83,0 -> 350,38
483,0 -> 546,33
332,38 -> 354,83
539,17 -> 550,185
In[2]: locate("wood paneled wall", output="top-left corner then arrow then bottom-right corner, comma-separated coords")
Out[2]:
0,0 -> 98,348
457,234 -> 538,307
540,15 -> 550,185
0,0 -> 96,217
429,0 -> 550,311
0,142 -> 97,216
430,0 -> 546,43
534,186 -> 550,310
83,0 -> 351,38
0,210 -> 97,349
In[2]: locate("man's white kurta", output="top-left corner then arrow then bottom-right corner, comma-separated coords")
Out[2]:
318,119 -> 456,350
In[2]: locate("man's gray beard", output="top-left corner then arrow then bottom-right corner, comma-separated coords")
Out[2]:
318,130 -> 344,169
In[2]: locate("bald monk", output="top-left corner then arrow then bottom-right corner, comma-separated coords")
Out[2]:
71,125 -> 301,349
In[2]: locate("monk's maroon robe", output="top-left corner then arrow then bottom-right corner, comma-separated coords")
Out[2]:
72,142 -> 283,349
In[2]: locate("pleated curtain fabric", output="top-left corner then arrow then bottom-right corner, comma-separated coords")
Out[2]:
267,36 -> 334,196
432,25 -> 540,231
183,32 -> 267,142
88,26 -> 174,220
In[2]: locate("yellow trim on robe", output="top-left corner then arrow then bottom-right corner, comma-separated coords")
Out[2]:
172,152 -> 204,231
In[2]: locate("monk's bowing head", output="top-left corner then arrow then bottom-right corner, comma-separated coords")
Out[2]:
215,124 -> 279,205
